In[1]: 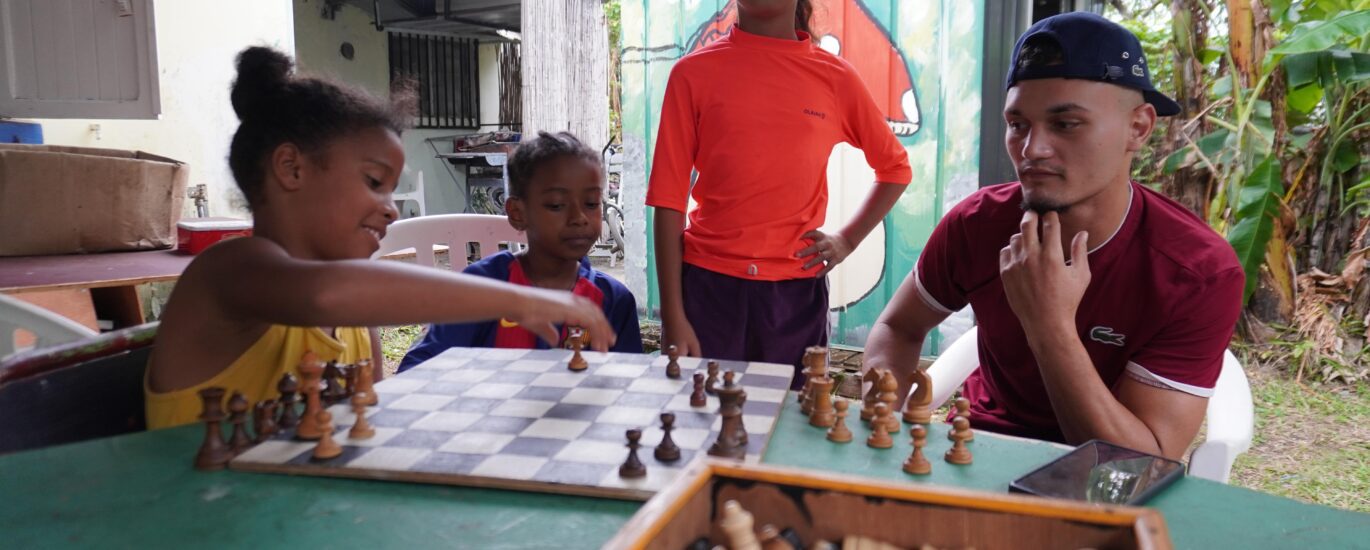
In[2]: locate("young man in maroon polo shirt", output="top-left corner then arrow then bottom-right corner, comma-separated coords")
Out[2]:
863,12 -> 1244,460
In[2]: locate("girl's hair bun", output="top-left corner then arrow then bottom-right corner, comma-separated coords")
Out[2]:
230,46 -> 294,122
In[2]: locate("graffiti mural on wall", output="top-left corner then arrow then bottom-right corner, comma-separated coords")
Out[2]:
676,0 -> 924,312
621,0 -> 984,350
684,0 -> 922,137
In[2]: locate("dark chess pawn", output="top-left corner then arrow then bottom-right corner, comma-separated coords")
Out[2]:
654,413 -> 681,462
253,399 -> 280,443
690,372 -> 707,407
704,361 -> 720,395
342,363 -> 358,398
322,362 -> 346,404
227,392 -> 254,454
665,344 -> 681,379
194,387 -> 233,471
276,373 -> 301,429
619,429 -> 647,478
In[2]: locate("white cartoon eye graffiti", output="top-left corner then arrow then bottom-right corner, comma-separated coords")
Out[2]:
820,34 -> 841,55
902,89 -> 921,131
824,144 -> 885,311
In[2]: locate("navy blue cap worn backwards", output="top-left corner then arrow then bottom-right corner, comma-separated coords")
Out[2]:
1006,12 -> 1181,116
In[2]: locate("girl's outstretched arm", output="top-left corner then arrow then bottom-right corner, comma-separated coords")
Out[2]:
199,238 -> 617,351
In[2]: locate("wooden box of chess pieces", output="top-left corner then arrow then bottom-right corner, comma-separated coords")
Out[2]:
605,459 -> 1172,550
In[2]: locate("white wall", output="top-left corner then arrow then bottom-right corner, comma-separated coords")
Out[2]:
27,0 -> 295,218
292,0 -> 389,97
478,43 -> 500,127
293,0 -> 504,216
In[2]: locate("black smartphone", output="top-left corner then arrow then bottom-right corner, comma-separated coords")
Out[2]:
1008,439 -> 1185,505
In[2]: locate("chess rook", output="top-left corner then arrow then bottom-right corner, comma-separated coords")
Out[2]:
808,379 -> 836,428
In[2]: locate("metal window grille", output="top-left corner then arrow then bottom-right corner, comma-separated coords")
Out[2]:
388,31 -> 478,129
497,42 -> 521,129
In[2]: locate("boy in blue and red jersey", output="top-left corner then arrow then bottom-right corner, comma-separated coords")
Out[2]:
399,132 -> 642,372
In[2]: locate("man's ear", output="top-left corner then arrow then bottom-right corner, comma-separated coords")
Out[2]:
1127,103 -> 1158,153
269,143 -> 306,192
505,197 -> 528,231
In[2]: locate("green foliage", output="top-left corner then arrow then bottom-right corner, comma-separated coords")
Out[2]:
1229,354 -> 1370,511
380,325 -> 425,368
1227,156 -> 1285,301
1159,3 -> 1370,306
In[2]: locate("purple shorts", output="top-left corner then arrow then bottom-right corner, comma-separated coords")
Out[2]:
682,263 -> 829,389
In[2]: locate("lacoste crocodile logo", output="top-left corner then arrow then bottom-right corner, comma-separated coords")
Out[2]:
1090,326 -> 1125,347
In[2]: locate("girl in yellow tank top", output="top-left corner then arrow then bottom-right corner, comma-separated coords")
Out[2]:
144,47 -> 616,429
145,326 -> 370,429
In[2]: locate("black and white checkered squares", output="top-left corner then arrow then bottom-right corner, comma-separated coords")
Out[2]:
231,347 -> 794,500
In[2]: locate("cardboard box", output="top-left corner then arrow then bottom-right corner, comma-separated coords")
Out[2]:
0,144 -> 188,256
606,460 -> 1172,549
176,218 -> 252,255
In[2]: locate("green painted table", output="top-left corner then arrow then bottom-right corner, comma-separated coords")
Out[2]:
4,399 -> 1368,548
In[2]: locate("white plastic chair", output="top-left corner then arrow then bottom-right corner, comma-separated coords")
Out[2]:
0,293 -> 99,357
392,168 -> 427,218
371,213 -> 526,269
926,326 -> 1254,484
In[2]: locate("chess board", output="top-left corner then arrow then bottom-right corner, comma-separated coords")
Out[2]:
230,347 -> 795,501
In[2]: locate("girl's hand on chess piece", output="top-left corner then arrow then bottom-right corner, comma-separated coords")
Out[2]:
508,287 -> 616,352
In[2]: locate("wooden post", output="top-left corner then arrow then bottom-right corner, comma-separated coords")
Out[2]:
521,0 -> 610,149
